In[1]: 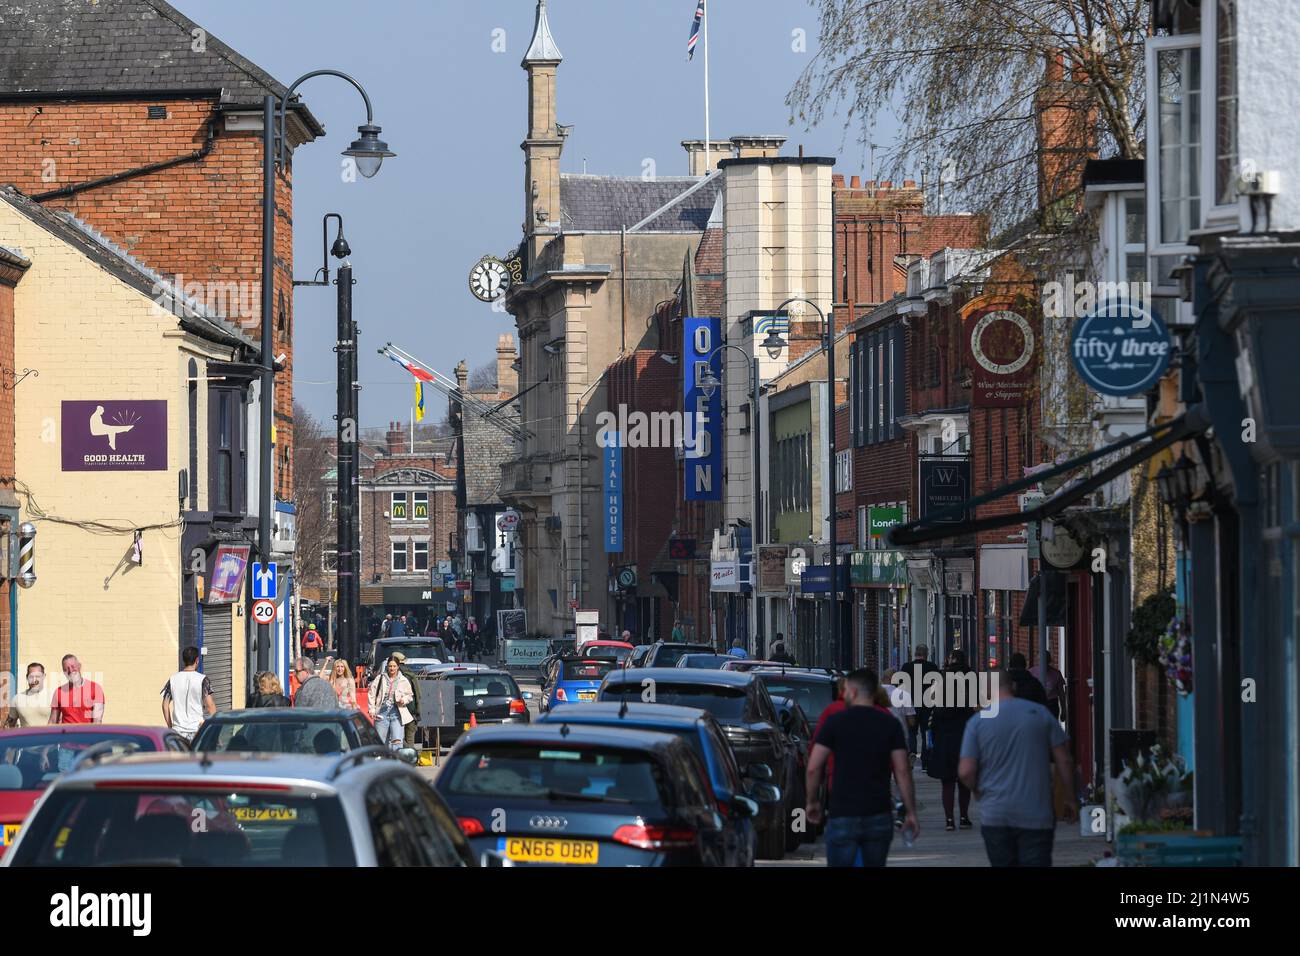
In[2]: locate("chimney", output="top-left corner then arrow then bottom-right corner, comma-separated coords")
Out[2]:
903,179 -> 917,188
880,180 -> 893,189
1035,50 -> 1097,211
832,174 -> 846,188
865,180 -> 877,191
682,139 -> 731,176
849,175 -> 861,189
729,134 -> 786,159
497,333 -> 518,395
385,421 -> 405,456
454,360 -> 469,392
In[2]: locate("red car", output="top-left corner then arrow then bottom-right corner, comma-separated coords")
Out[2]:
579,640 -> 635,665
0,724 -> 189,857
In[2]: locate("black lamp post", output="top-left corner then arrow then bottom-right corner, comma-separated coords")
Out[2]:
257,72 -> 393,684
756,297 -> 845,669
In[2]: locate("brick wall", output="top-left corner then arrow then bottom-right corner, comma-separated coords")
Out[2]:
0,97 -> 295,500
358,451 -> 459,586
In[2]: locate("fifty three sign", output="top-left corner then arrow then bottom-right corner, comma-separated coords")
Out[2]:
1070,301 -> 1172,397
61,400 -> 167,471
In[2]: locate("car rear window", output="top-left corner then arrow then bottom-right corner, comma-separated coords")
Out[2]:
599,682 -> 747,720
9,788 -> 355,867
0,733 -> 154,791
560,660 -> 614,681
584,646 -> 632,663
679,655 -> 730,669
756,678 -> 835,723
443,744 -> 668,806
378,641 -> 447,662
651,645 -> 712,667
192,720 -> 353,755
447,674 -> 520,698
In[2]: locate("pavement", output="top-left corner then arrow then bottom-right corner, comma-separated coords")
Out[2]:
417,666 -> 1109,868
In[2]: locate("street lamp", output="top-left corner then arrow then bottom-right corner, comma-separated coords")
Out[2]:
257,71 -> 393,682
699,344 -> 763,657
760,296 -> 846,669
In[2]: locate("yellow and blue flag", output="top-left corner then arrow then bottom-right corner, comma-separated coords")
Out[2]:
415,380 -> 426,422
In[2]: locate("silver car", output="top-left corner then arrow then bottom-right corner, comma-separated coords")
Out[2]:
2,748 -> 478,867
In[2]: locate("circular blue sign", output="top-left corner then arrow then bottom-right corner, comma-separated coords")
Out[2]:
1070,300 -> 1172,397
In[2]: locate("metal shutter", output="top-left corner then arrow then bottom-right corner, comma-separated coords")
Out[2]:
202,604 -> 234,709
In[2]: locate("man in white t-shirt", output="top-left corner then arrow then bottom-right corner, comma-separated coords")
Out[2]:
161,646 -> 217,741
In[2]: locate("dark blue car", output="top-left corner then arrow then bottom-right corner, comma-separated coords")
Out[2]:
436,724 -> 755,867
537,702 -> 781,866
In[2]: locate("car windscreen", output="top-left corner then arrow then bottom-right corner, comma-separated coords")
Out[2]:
192,720 -> 352,755
9,788 -> 355,866
447,674 -> 520,698
443,744 -> 669,806
585,646 -> 632,663
679,655 -> 729,669
0,733 -> 155,791
560,660 -> 614,682
756,677 -> 835,723
378,641 -> 446,661
652,645 -> 712,667
600,682 -> 747,720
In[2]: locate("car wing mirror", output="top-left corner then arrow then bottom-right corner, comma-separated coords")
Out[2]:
745,762 -> 774,781
731,795 -> 760,819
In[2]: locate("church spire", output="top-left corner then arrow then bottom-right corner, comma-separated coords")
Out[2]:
522,0 -> 563,66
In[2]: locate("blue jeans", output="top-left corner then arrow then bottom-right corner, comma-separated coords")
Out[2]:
825,813 -> 894,867
373,708 -> 403,748
981,826 -> 1055,867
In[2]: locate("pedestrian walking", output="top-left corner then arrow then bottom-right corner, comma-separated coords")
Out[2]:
959,667 -> 1077,866
1029,651 -> 1067,721
806,669 -> 918,867
302,624 -> 324,663
250,672 -> 291,708
390,614 -> 407,638
368,655 -> 415,750
48,655 -> 105,724
906,644 -> 941,767
927,649 -> 977,831
728,637 -> 749,659
380,613 -> 393,638
769,637 -> 795,665
292,656 -> 340,709
160,646 -> 217,742
671,620 -> 685,642
328,659 -> 358,710
9,663 -> 53,728
1007,652 -> 1048,707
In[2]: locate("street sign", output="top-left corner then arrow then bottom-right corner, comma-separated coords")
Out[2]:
252,562 -> 277,600
251,599 -> 277,626
1070,300 -> 1172,397
443,574 -> 456,588
416,680 -> 457,728
497,509 -> 521,532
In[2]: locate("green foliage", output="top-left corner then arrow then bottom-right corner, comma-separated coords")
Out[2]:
1127,586 -> 1175,666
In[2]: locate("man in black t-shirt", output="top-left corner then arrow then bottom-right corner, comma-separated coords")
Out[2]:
807,668 -> 919,867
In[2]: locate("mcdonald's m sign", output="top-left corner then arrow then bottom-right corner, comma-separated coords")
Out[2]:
919,457 -> 971,525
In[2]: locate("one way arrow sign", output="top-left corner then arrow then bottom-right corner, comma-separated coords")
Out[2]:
252,562 -> 277,600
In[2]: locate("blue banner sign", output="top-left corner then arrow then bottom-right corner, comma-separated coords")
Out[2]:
604,431 -> 623,553
684,316 -> 723,501
1070,300 -> 1172,397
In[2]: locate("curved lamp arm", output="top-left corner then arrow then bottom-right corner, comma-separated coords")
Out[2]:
704,343 -> 759,394
277,69 -> 376,167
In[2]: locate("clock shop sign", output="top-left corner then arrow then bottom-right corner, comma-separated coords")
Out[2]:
963,300 -> 1037,406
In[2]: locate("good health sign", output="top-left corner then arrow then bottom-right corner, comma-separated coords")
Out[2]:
1070,301 -> 1172,397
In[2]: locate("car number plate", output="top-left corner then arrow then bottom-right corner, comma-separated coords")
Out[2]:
498,836 -> 599,864
2,823 -> 20,847
232,807 -> 299,822
577,691 -> 597,701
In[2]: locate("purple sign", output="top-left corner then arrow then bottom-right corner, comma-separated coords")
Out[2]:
61,400 -> 167,471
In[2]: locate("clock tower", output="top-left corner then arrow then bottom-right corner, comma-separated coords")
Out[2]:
522,0 -> 564,261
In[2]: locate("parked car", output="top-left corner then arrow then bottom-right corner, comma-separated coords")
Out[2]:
627,644 -> 653,668
360,636 -> 454,686
436,724 -> 752,866
0,724 -> 189,858
191,709 -> 383,755
580,640 -> 635,665
537,702 -> 780,866
750,668 -> 838,725
539,657 -> 618,712
426,668 -> 532,746
720,659 -> 840,676
642,642 -> 716,668
2,749 -> 478,867
596,668 -> 802,858
675,654 -> 732,670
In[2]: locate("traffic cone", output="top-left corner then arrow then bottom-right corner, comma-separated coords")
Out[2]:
469,712 -> 478,730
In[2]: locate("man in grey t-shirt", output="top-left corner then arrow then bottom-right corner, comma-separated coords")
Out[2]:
958,671 -> 1077,866
292,657 -> 340,710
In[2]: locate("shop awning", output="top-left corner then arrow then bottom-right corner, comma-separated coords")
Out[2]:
981,545 -> 1029,591
888,407 -> 1209,546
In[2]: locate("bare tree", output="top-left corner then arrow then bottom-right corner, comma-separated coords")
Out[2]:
467,360 -> 497,394
292,402 -> 334,589
788,0 -> 1148,238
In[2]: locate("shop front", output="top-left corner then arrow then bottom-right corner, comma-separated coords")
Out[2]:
850,549 -> 909,672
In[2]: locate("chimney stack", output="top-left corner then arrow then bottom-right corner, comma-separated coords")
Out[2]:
849,175 -> 861,189
385,421 -> 405,456
729,134 -> 786,159
681,139 -> 732,176
454,360 -> 469,392
497,333 -> 518,396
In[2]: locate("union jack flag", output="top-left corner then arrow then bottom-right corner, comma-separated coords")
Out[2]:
687,0 -> 704,59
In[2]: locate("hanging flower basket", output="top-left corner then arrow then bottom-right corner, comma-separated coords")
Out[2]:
1158,615 -> 1193,695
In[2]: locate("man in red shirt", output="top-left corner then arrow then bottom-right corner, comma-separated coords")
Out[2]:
48,655 -> 105,724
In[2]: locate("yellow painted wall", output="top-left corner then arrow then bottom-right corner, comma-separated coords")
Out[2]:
3,203 -> 244,724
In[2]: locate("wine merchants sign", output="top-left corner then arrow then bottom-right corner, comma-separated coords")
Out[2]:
61,400 -> 167,471
962,297 -> 1037,407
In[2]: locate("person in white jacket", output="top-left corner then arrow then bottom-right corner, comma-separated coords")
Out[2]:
368,656 -> 414,749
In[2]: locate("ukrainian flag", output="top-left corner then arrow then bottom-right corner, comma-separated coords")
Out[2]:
415,381 -> 425,422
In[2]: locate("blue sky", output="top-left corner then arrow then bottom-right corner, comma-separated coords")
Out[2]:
172,0 -> 896,428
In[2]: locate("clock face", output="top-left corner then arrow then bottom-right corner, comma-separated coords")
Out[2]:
469,257 -> 510,302
970,310 -> 1034,375
1041,523 -> 1085,569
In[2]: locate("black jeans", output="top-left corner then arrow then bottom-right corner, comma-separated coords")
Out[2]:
981,826 -> 1055,867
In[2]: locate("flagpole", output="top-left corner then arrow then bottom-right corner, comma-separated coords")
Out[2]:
410,406 -> 414,454
703,0 -> 711,176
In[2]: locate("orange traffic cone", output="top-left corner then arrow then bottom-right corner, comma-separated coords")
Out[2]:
469,712 -> 478,730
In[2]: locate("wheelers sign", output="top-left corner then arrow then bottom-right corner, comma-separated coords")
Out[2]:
962,297 -> 1037,406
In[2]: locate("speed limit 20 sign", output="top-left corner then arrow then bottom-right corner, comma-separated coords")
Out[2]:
251,599 -> 278,625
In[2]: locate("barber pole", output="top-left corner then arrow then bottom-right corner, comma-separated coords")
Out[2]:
17,522 -> 36,588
